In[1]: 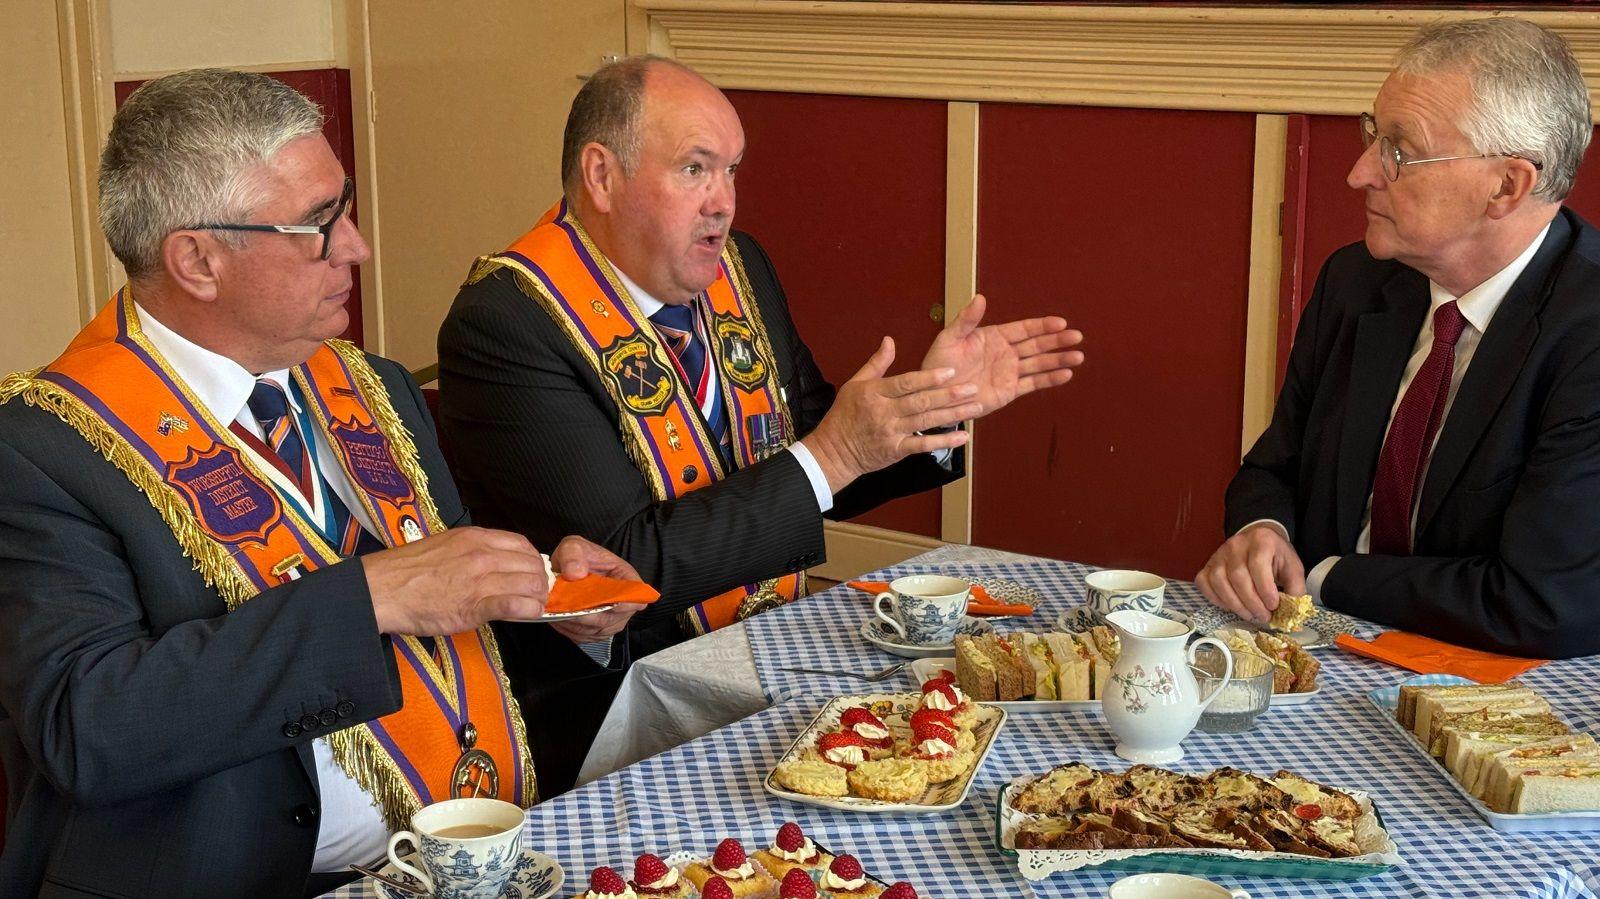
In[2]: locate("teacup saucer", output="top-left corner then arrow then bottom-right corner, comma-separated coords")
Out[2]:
372,846 -> 563,899
1055,605 -> 1190,633
860,616 -> 993,658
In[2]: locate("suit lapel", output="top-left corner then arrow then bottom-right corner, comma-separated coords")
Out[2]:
1413,215 -> 1571,540
1335,269 -> 1429,550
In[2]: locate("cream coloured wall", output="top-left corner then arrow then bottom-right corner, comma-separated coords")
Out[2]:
0,5 -> 89,373
108,0 -> 339,76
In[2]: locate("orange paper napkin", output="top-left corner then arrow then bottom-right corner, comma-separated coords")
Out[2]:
846,580 -> 1034,617
545,574 -> 660,616
1335,630 -> 1546,683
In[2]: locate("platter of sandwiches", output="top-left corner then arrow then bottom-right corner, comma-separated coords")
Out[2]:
995,762 -> 1399,881
910,628 -> 1124,709
1369,673 -> 1600,830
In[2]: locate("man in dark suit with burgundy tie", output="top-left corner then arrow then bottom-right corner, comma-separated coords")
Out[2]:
1198,18 -> 1600,659
438,55 -> 1085,792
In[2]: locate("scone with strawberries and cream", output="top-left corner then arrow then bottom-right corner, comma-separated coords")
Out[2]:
838,706 -> 896,759
904,721 -> 977,783
683,839 -> 778,898
753,822 -> 833,880
918,676 -> 978,730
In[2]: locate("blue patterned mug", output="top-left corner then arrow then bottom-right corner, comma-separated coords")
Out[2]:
386,797 -> 524,899
1085,569 -> 1166,619
874,575 -> 970,645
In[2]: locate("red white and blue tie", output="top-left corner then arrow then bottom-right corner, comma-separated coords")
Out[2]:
650,301 -> 732,463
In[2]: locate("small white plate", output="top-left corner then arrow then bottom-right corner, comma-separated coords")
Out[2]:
1055,606 -> 1191,633
371,846 -> 563,899
908,657 -> 1102,712
1268,685 -> 1321,706
859,616 -> 993,659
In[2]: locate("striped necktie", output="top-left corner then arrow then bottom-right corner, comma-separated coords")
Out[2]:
649,301 -> 731,462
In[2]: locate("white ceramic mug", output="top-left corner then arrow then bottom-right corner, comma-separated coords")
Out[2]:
1085,569 -> 1166,618
1109,873 -> 1251,899
873,574 -> 969,645
386,797 -> 525,899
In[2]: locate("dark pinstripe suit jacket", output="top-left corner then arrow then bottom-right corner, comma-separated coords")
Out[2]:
0,356 -> 453,898
437,232 -> 959,766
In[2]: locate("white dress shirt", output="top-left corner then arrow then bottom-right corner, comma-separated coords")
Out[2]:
134,305 -> 389,872
1244,223 -> 1552,602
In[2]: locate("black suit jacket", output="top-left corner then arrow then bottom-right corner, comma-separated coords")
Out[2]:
0,355 -> 458,898
437,231 -> 959,789
1227,209 -> 1600,658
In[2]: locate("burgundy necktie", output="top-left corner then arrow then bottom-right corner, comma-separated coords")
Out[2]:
1368,300 -> 1468,555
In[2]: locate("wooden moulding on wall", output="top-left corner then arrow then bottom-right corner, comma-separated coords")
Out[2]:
630,1 -> 1600,115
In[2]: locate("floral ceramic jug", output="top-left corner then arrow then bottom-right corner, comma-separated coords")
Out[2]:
1101,609 -> 1234,763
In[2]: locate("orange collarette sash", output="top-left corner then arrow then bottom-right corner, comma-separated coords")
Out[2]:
0,291 -> 534,829
466,201 -> 803,635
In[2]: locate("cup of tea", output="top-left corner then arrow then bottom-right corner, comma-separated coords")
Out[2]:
386,797 -> 524,899
874,574 -> 970,645
1084,569 -> 1166,619
1109,872 -> 1251,898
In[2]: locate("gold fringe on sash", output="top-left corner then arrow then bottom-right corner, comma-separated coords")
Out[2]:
0,371 -> 258,609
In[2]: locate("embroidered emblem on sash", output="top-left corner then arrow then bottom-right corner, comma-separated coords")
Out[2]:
331,420 -> 415,506
156,412 -> 189,436
167,445 -> 282,545
602,334 -> 674,414
714,314 -> 767,389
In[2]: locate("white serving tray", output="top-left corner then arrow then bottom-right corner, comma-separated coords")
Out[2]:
763,691 -> 1006,814
1367,673 -> 1600,832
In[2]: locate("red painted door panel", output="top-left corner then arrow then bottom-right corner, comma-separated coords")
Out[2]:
975,103 -> 1257,578
724,90 -> 948,537
115,70 -> 364,347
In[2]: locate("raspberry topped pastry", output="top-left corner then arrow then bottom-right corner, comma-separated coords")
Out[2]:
576,867 -> 638,899
778,868 -> 818,899
684,838 -> 778,898
630,853 -> 691,899
753,822 -> 833,880
838,706 -> 895,759
918,678 -> 978,729
819,855 -> 882,898
699,876 -> 735,899
811,731 -> 870,771
880,884 -> 918,899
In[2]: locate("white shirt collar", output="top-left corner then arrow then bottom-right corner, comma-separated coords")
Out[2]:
1428,222 -> 1552,334
613,267 -> 666,319
132,303 -> 299,426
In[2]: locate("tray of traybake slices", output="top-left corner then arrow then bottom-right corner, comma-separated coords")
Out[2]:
1368,673 -> 1600,832
565,822 -> 928,899
764,689 -> 1006,814
992,763 -> 1401,882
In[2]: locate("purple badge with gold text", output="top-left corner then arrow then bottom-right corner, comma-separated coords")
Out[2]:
167,445 -> 283,545
331,420 -> 414,506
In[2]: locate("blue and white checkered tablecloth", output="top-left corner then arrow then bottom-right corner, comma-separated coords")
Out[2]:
330,553 -> 1600,899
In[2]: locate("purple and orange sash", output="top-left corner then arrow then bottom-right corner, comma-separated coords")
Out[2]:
0,291 -> 534,829
467,201 -> 803,635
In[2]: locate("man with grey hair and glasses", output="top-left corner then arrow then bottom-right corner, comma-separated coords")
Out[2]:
0,69 -> 640,896
1198,17 -> 1600,659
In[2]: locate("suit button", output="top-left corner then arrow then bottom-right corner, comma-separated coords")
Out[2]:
300,713 -> 320,731
290,803 -> 319,827
318,708 -> 338,727
336,700 -> 355,719
283,721 -> 303,738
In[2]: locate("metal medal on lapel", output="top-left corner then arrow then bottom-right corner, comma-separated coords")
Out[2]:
400,515 -> 424,544
451,721 -> 499,800
746,413 -> 791,462
156,412 -> 189,436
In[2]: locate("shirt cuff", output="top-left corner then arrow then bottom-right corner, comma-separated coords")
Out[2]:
785,443 -> 834,513
1236,518 -> 1291,542
1306,556 -> 1339,604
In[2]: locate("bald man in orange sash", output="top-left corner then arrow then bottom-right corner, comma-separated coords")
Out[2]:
439,56 -> 1086,793
0,70 -> 639,897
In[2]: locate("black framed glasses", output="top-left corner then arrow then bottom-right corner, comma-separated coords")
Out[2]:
188,176 -> 355,261
1359,113 -> 1543,182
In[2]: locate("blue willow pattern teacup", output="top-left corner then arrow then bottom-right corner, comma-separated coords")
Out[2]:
874,575 -> 970,645
387,797 -> 525,899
